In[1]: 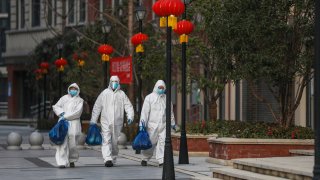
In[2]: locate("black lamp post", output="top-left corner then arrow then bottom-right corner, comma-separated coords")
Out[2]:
179,0 -> 190,165
101,21 -> 112,88
313,0 -> 320,179
57,42 -> 64,97
162,17 -> 175,180
135,1 -> 146,155
42,47 -> 48,119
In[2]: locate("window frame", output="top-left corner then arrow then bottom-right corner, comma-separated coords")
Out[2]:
31,0 -> 41,27
66,0 -> 87,26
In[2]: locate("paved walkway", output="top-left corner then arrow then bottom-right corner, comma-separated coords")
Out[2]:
0,125 -> 220,180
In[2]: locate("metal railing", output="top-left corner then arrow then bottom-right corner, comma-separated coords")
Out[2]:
30,101 -> 51,119
0,101 -> 8,117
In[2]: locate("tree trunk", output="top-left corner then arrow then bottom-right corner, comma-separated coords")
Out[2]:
208,101 -> 217,121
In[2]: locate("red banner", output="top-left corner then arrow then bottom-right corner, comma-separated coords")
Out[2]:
110,56 -> 133,84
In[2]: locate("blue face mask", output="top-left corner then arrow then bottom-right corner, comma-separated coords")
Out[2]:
69,90 -> 78,97
157,88 -> 165,95
112,82 -> 119,90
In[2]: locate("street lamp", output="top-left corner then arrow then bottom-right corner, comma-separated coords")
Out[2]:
101,21 -> 112,88
135,2 -> 146,155
313,1 -> 320,179
56,42 -> 65,97
41,47 -> 49,119
153,0 -> 185,179
34,68 -> 43,128
176,0 -> 193,165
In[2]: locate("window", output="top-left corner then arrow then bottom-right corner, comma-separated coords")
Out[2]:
46,0 -> 56,26
15,0 -> 25,29
79,0 -> 86,22
20,0 -> 25,28
67,0 -> 86,25
15,0 -> 19,29
54,0 -> 57,25
68,0 -> 75,24
32,0 -> 40,27
47,0 -> 52,26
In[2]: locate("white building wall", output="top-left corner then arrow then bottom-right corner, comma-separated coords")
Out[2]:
294,77 -> 307,127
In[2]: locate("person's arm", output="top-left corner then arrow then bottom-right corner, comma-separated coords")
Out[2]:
123,92 -> 134,123
90,92 -> 104,124
139,96 -> 151,127
64,99 -> 84,121
52,96 -> 66,117
170,102 -> 176,126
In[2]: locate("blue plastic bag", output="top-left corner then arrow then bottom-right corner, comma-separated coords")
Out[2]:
85,124 -> 102,145
132,125 -> 152,150
49,119 -> 69,145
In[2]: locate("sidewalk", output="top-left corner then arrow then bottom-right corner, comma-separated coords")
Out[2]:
0,125 -> 220,180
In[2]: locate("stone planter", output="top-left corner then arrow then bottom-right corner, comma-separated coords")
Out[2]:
171,133 -> 217,156
207,137 -> 314,160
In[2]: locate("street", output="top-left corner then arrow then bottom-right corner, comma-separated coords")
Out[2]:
0,125 -> 219,180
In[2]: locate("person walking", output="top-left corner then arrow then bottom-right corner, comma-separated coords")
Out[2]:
52,83 -> 84,168
139,80 -> 176,167
90,75 -> 134,167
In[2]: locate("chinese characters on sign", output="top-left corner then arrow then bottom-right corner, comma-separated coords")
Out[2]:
110,56 -> 132,84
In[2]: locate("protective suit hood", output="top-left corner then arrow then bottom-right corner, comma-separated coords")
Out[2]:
68,83 -> 80,97
108,76 -> 121,91
153,80 -> 166,93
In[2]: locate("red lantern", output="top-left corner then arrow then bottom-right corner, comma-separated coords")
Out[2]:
73,52 -> 86,67
153,0 -> 185,28
174,20 -> 194,43
54,58 -> 68,72
40,62 -> 49,74
152,0 -> 168,27
97,44 -> 114,62
165,0 -> 185,16
34,68 -> 43,80
131,33 -> 149,53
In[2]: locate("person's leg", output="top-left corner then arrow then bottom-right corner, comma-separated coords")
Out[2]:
111,125 -> 121,164
55,136 -> 69,168
141,128 -> 158,166
101,124 -> 113,166
155,127 -> 166,165
68,134 -> 79,166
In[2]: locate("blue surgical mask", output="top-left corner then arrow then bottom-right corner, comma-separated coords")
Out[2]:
112,82 -> 119,90
69,90 -> 78,97
157,88 -> 165,95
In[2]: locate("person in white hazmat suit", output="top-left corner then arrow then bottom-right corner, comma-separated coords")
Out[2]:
90,75 -> 134,167
52,83 -> 84,168
139,80 -> 176,167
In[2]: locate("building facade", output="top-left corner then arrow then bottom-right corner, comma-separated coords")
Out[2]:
1,0 -> 312,128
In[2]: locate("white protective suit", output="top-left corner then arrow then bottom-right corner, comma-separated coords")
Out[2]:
139,80 -> 175,164
90,76 -> 134,163
52,83 -> 84,167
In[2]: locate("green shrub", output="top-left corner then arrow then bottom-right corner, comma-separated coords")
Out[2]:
185,120 -> 314,139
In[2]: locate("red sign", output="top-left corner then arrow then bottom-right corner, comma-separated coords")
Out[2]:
110,56 -> 133,84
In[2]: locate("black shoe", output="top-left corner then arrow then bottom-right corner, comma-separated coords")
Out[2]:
141,160 -> 147,166
58,165 -> 66,169
70,162 -> 75,168
105,161 -> 113,167
159,163 -> 163,167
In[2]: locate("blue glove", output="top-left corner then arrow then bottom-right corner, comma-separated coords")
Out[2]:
139,126 -> 144,131
171,125 -> 176,131
127,119 -> 133,125
59,112 -> 65,117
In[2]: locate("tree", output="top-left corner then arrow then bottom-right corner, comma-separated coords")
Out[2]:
193,0 -> 314,127
187,2 -> 238,120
